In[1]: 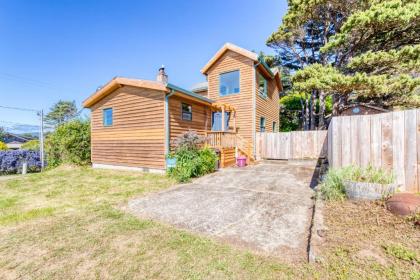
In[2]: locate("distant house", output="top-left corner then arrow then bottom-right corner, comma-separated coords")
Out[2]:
6,141 -> 25,150
83,43 -> 282,172
3,133 -> 30,150
339,103 -> 389,116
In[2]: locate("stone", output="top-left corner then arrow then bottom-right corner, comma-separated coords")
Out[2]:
386,193 -> 420,216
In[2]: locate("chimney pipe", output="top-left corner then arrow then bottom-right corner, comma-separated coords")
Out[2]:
156,65 -> 168,84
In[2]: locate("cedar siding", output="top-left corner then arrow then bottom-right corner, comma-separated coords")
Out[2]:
169,95 -> 210,148
256,68 -> 280,133
206,50 -> 255,142
90,85 -> 166,170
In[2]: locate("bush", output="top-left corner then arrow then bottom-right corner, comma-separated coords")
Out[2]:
319,165 -> 394,201
21,140 -> 40,151
167,131 -> 217,183
0,150 -> 42,174
0,141 -> 7,150
45,119 -> 91,167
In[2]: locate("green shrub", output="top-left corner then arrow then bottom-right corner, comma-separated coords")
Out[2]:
167,132 -> 217,183
45,119 -> 91,167
0,141 -> 7,151
21,140 -> 39,151
319,165 -> 394,201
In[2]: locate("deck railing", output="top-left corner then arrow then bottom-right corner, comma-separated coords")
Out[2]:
205,131 -> 237,148
205,131 -> 254,161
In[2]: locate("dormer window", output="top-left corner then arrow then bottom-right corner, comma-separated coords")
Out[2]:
219,70 -> 240,96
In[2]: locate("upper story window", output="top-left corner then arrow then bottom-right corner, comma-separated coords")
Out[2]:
103,108 -> 113,127
181,103 -> 192,121
258,74 -> 267,98
272,122 -> 277,132
260,117 -> 266,132
219,70 -> 240,96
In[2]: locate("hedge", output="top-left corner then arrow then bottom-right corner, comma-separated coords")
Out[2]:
0,150 -> 42,175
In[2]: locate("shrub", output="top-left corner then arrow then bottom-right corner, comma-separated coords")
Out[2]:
319,165 -> 394,201
45,119 -> 91,167
0,141 -> 7,150
167,131 -> 217,182
21,140 -> 40,151
172,130 -> 205,151
0,150 -> 42,174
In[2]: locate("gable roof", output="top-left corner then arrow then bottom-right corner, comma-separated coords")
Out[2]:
201,43 -> 259,74
200,43 -> 282,90
83,77 -> 213,108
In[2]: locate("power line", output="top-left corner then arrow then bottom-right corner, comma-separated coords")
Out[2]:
0,105 -> 40,112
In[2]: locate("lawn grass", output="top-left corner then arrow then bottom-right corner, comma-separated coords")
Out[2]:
0,166 -> 418,279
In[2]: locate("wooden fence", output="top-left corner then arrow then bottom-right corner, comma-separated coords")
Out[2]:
328,109 -> 420,192
256,131 -> 328,160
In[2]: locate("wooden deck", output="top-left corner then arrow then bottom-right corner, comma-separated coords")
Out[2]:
205,131 -> 254,167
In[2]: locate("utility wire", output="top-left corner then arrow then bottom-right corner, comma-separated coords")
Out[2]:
0,105 -> 40,112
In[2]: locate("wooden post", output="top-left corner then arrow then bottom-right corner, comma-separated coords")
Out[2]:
221,106 -> 225,132
233,111 -> 236,133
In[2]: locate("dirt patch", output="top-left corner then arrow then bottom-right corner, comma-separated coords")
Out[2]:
320,200 -> 419,272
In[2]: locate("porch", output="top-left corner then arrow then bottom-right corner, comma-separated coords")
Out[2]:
204,102 -> 254,167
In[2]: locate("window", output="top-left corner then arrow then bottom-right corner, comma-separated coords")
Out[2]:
103,108 -> 113,126
260,117 -> 266,132
258,74 -> 267,97
181,103 -> 192,121
272,122 -> 277,132
219,70 -> 240,96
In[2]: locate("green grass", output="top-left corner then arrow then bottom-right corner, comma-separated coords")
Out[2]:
0,166 -> 418,279
383,244 -> 419,263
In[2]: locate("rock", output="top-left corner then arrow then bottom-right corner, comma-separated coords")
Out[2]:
386,193 -> 420,216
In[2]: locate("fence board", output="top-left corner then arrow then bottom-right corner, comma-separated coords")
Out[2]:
417,110 -> 420,192
393,111 -> 405,189
341,116 -> 352,166
328,109 -> 420,193
404,110 -> 417,192
257,130 -> 327,160
370,115 -> 382,168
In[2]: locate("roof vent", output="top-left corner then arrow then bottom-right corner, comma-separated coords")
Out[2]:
156,65 -> 168,84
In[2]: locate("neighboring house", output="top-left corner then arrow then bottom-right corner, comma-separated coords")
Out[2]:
3,133 -> 30,150
340,103 -> 389,116
83,43 -> 282,172
6,141 -> 24,150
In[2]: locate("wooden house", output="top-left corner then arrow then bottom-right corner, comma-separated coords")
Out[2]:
83,43 -> 282,172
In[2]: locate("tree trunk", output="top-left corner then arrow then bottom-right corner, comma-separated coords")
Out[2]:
304,95 -> 310,131
310,90 -> 316,130
318,91 -> 326,129
332,94 -> 340,116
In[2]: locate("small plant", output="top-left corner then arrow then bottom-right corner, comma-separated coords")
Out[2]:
21,140 -> 40,151
167,131 -> 217,183
0,141 -> 7,151
319,165 -> 394,201
383,244 -> 418,263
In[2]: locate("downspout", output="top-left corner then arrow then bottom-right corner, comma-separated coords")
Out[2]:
252,62 -> 260,158
165,89 -> 175,165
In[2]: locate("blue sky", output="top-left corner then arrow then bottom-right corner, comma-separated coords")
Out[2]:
0,0 -> 286,132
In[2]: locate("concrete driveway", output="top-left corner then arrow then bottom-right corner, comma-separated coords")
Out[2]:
127,161 -> 317,262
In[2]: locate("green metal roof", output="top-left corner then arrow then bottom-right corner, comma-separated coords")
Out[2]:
166,83 -> 214,104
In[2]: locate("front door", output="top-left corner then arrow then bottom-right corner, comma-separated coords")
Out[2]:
212,112 -> 230,131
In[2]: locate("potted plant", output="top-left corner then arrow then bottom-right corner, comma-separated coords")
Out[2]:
342,165 -> 397,200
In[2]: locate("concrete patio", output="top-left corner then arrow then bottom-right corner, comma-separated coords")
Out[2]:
127,161 -> 318,262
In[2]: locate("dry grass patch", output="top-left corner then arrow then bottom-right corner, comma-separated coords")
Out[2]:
320,200 -> 419,279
